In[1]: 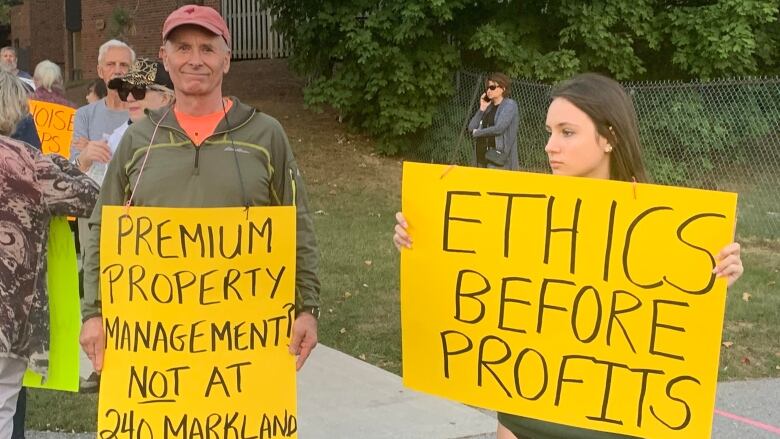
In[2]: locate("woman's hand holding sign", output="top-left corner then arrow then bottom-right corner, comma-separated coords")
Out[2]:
714,242 -> 743,288
393,212 -> 412,250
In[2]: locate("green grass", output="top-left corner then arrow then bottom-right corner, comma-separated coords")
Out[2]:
735,187 -> 780,240
308,184 -> 402,374
718,238 -> 780,380
26,389 -> 97,432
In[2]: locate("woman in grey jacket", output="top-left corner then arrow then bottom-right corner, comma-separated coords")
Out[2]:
468,72 -> 520,170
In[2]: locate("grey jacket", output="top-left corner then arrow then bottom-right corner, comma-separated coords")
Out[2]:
468,98 -> 520,170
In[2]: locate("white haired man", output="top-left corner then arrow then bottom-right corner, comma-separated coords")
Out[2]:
69,39 -> 134,392
70,39 -> 135,172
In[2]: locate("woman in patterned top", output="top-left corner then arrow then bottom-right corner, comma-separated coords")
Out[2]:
0,70 -> 99,437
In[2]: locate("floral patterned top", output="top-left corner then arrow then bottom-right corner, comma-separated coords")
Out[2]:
0,135 -> 98,376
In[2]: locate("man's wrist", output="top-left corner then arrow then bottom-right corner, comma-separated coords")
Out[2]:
82,313 -> 101,323
297,306 -> 320,319
75,157 -> 89,172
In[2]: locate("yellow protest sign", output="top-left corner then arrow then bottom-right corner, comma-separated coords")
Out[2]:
28,99 -> 75,157
98,206 -> 298,439
400,162 -> 737,439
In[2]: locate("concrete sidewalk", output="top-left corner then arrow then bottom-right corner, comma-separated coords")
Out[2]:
301,347 -> 780,439
297,346 -> 495,439
712,378 -> 780,439
30,345 -> 780,438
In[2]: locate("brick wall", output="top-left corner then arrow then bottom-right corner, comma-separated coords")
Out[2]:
9,3 -> 31,49
10,0 -> 225,81
80,0 -> 221,79
32,1 -> 66,69
10,1 -> 68,78
9,3 -> 31,72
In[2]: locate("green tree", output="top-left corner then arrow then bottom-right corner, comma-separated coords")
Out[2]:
261,0 -> 467,152
659,0 -> 780,78
0,0 -> 23,26
260,0 -> 779,152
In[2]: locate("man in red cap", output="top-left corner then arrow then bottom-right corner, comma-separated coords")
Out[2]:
79,5 -> 321,374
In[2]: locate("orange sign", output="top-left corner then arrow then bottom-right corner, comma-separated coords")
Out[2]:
29,99 -> 76,157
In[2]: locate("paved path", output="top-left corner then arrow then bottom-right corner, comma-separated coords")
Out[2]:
712,378 -> 780,439
29,345 -> 780,438
296,346 -> 495,439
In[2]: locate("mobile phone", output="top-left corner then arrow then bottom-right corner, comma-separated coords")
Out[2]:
482,95 -> 491,103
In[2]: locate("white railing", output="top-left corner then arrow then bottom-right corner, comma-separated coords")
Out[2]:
222,0 -> 291,59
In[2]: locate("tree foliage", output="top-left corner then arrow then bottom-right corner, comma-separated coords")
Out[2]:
0,0 -> 23,26
260,0 -> 780,152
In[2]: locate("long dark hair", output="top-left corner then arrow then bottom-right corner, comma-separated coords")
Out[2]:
551,73 -> 648,183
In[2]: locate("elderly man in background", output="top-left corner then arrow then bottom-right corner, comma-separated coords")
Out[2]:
0,47 -> 32,79
69,39 -> 134,393
70,39 -> 134,173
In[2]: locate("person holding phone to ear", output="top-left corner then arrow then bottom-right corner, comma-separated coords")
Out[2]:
468,72 -> 520,170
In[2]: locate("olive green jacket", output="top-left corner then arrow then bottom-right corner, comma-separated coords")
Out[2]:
82,97 -> 320,319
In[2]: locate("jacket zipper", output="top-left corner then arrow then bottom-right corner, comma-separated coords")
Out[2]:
289,168 -> 297,204
148,106 -> 257,176
193,146 -> 200,175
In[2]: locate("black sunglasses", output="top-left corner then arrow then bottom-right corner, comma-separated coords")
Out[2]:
117,86 -> 148,102
487,84 -> 500,91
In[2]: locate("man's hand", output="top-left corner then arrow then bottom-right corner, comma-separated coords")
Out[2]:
73,137 -> 89,152
80,316 -> 105,373
289,313 -> 318,371
78,140 -> 112,171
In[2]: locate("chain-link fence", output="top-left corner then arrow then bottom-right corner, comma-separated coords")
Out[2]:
414,71 -> 780,239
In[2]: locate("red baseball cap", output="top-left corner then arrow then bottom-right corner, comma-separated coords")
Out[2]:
162,5 -> 231,48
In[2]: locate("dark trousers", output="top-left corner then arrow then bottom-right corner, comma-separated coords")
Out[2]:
12,388 -> 25,439
475,143 -> 488,167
